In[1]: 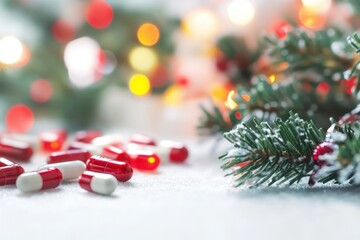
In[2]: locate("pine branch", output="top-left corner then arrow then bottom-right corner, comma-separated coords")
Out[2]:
221,112 -> 325,187
265,28 -> 354,78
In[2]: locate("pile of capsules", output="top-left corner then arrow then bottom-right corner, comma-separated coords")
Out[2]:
0,130 -> 188,195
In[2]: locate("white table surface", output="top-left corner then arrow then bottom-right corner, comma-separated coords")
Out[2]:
1,138 -> 360,240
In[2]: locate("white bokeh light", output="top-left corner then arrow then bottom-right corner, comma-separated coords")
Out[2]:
227,0 -> 255,26
0,36 -> 24,64
64,37 -> 101,88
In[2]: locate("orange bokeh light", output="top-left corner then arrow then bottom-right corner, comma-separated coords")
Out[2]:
5,104 -> 34,133
298,7 -> 326,29
137,23 -> 160,46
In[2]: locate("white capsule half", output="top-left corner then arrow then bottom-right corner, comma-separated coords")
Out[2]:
38,161 -> 86,180
79,171 -> 117,195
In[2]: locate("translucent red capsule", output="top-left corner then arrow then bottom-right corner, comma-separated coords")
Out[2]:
129,134 -> 156,146
79,171 -> 117,195
16,167 -> 63,192
48,149 -> 91,164
126,149 -> 160,171
74,130 -> 102,143
101,146 -> 131,164
0,138 -> 33,162
40,129 -> 67,152
86,156 -> 133,182
159,140 -> 189,163
0,159 -> 24,186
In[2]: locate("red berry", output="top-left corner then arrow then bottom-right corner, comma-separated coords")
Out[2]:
312,142 -> 334,166
215,56 -> 229,72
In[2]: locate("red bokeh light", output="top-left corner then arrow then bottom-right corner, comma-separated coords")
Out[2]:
86,0 -> 114,29
273,21 -> 291,40
316,82 -> 330,95
5,105 -> 34,133
52,19 -> 75,43
30,79 -> 53,103
149,65 -> 169,88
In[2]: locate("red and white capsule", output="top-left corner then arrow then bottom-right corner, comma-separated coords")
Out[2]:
127,140 -> 188,163
86,156 -> 133,182
48,149 -> 91,164
39,161 -> 86,180
74,130 -> 102,143
16,167 -> 63,192
101,146 -> 131,164
91,134 -> 124,148
79,171 -> 117,195
0,138 -> 33,162
0,159 -> 24,186
40,129 -> 67,152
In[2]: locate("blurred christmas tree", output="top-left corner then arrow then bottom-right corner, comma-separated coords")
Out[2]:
0,0 -> 178,131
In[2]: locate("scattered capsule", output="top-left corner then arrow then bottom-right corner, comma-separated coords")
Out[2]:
126,149 -> 160,171
0,163 -> 24,186
79,171 -> 117,195
158,140 -> 189,163
40,129 -> 67,152
74,130 -> 102,143
129,134 -> 156,146
0,157 -> 16,167
91,134 -> 124,148
127,140 -> 188,163
86,156 -> 133,182
16,167 -> 63,192
39,161 -> 86,181
0,138 -> 33,162
48,149 -> 91,164
67,141 -> 102,155
102,146 -> 131,164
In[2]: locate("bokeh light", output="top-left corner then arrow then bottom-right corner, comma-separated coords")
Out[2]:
302,0 -> 332,13
137,23 -> 160,46
0,36 -> 24,65
129,74 -> 151,96
316,82 -> 330,95
225,90 -> 238,109
52,19 -> 75,43
30,79 -> 53,103
15,45 -> 31,67
163,85 -> 183,105
86,0 -> 113,29
181,8 -> 219,40
298,7 -> 326,29
228,0 -> 255,26
64,37 -> 101,88
149,65 -> 169,88
5,105 -> 34,133
129,47 -> 158,72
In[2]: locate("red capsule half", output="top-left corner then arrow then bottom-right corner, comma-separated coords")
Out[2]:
159,140 -> 189,163
126,149 -> 160,171
40,129 -> 67,152
0,164 -> 24,185
0,157 -> 16,167
129,134 -> 156,146
86,156 -> 133,182
48,149 -> 91,164
102,146 -> 131,164
74,130 -> 102,143
0,139 -> 33,162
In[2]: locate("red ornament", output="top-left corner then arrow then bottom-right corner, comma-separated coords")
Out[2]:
312,142 -> 334,166
86,0 -> 114,29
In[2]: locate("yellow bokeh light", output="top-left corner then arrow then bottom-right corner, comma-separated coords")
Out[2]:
0,36 -> 24,65
148,157 -> 156,164
129,47 -> 158,72
181,8 -> 219,40
163,85 -> 183,105
228,0 -> 255,26
298,7 -> 326,29
225,90 -> 238,109
269,74 -> 276,84
211,84 -> 229,103
129,74 -> 151,96
302,0 -> 331,13
137,23 -> 160,47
